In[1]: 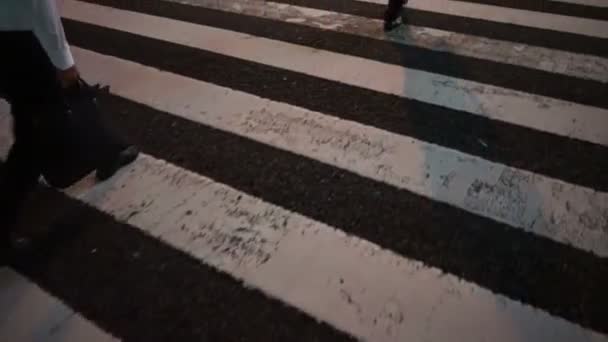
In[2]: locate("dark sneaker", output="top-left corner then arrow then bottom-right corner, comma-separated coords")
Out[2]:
96,145 -> 139,181
384,17 -> 403,31
384,8 -> 406,32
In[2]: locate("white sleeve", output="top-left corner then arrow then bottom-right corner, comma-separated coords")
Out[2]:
31,0 -> 75,70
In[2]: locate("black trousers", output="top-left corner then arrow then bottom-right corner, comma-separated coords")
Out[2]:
386,0 -> 407,21
0,31 -> 65,240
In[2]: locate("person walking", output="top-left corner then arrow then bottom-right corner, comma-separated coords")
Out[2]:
385,0 -> 408,31
0,0 -> 138,262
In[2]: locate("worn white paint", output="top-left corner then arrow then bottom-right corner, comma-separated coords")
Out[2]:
357,0 -> 608,38
73,47 -> 608,257
0,268 -> 118,342
63,0 -> 608,147
173,0 -> 608,83
60,154 -> 608,342
0,108 -> 605,342
551,0 -> 608,8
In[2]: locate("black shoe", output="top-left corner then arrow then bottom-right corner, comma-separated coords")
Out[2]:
384,18 -> 401,31
384,9 -> 405,32
96,145 -> 139,181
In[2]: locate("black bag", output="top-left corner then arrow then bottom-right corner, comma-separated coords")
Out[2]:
37,79 -> 121,189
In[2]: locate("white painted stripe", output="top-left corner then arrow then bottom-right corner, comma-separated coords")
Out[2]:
0,268 -> 118,342
174,0 -> 608,83
73,47 -> 608,257
60,154 -> 608,342
551,0 -> 608,8
358,0 -> 608,38
63,0 -> 608,147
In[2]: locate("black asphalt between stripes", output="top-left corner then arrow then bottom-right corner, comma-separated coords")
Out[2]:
10,186 -> 355,342
453,0 -> 608,21
270,0 -> 608,58
101,93 -> 608,333
63,19 -> 608,192
79,0 -> 608,110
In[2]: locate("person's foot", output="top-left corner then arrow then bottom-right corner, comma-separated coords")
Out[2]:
384,16 -> 402,31
384,9 -> 405,32
96,145 -> 139,181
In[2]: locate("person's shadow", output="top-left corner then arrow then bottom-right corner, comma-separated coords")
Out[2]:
382,17 -> 549,340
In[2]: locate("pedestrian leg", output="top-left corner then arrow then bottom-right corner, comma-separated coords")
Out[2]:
385,0 -> 407,31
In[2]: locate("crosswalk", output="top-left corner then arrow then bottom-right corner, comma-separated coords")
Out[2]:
1,0 -> 607,340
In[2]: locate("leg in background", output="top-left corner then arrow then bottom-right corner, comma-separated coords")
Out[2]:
385,0 -> 407,31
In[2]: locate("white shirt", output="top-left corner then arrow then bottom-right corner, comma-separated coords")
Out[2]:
0,0 -> 74,70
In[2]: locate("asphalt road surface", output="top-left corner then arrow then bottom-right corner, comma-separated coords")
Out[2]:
1,0 -> 608,341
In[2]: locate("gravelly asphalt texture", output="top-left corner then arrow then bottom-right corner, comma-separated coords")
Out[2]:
2,0 -> 608,339
10,185 -> 355,341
